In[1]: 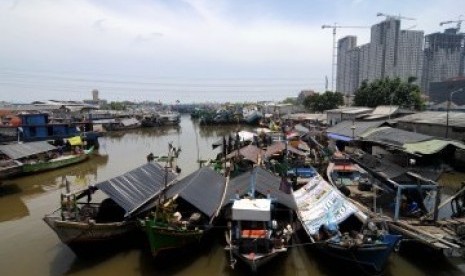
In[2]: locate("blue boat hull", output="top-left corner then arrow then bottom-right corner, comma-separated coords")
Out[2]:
313,234 -> 401,273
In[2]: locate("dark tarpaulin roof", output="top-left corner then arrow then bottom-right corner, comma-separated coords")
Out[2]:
350,152 -> 407,180
165,167 -> 226,218
0,141 -> 56,159
223,167 -> 297,210
96,162 -> 177,216
363,127 -> 432,146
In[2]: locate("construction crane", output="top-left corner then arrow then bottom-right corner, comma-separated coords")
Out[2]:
440,16 -> 463,32
376,12 -> 416,21
321,23 -> 369,91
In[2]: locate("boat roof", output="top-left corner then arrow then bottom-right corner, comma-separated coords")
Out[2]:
95,162 -> 177,216
223,167 -> 297,210
165,166 -> 226,218
0,141 -> 57,159
293,174 -> 361,235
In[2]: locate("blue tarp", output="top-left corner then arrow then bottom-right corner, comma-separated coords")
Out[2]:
327,133 -> 353,142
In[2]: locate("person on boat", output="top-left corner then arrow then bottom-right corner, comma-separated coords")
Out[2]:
146,152 -> 155,162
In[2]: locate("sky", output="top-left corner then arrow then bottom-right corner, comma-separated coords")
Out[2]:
0,0 -> 464,103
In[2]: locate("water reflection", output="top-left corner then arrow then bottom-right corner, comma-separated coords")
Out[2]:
0,184 -> 28,222
0,115 -> 465,276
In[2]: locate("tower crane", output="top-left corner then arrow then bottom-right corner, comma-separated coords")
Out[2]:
376,12 -> 416,21
321,24 -> 369,91
440,17 -> 463,32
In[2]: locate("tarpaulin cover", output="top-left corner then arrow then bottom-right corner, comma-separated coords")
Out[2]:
96,162 -> 177,216
66,136 -> 83,146
0,141 -> 56,159
223,167 -> 297,210
327,133 -> 353,142
293,174 -> 360,235
165,166 -> 226,218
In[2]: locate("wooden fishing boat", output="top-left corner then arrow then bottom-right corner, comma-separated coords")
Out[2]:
141,197 -> 206,256
0,159 -> 23,179
43,198 -> 137,247
326,152 -> 373,199
293,173 -> 401,273
224,168 -> 295,272
141,166 -> 227,257
43,162 -> 177,251
22,146 -> 94,174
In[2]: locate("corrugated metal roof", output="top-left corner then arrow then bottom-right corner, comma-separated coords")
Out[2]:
96,162 -> 177,216
226,145 -> 264,163
396,111 -> 465,127
326,107 -> 373,114
165,167 -> 226,218
326,120 -> 385,138
362,127 -> 432,146
0,141 -> 56,159
404,139 -> 465,155
223,167 -> 297,210
265,141 -> 306,156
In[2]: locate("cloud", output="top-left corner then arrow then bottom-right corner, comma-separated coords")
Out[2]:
0,0 -> 464,101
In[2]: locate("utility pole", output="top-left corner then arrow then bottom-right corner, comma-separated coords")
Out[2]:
321,24 -> 369,92
446,88 -> 464,138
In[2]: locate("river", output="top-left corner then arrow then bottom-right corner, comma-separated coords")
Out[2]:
0,115 -> 464,275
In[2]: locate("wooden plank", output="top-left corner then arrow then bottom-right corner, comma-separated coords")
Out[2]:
391,220 -> 461,249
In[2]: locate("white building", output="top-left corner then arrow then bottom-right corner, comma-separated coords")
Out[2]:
336,18 -> 423,96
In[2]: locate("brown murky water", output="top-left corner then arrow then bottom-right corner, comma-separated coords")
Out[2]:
1,115 -> 465,276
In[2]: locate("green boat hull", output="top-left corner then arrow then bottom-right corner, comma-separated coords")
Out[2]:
22,147 -> 94,174
143,219 -> 204,257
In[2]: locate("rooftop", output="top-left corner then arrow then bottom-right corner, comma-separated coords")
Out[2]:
395,111 -> 465,127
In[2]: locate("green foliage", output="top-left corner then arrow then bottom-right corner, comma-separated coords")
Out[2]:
303,91 -> 344,112
282,97 -> 298,105
353,77 -> 424,110
101,101 -> 127,110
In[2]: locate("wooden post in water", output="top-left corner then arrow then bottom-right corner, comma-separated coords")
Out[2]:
433,186 -> 441,222
394,186 -> 402,221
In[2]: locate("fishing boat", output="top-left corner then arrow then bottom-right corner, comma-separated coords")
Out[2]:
43,161 -> 177,251
22,146 -> 94,174
326,151 -> 372,198
0,159 -> 23,179
141,166 -> 227,257
293,172 -> 401,273
224,167 -> 295,272
157,111 -> 180,126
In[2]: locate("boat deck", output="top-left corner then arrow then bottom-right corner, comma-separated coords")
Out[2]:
348,197 -> 465,252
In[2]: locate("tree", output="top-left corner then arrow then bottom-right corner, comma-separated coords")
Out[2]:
303,91 -> 344,112
282,97 -> 298,105
353,77 -> 424,110
104,101 -> 127,110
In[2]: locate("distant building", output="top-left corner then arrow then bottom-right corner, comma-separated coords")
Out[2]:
421,28 -> 465,93
336,19 -> 423,97
83,89 -> 107,107
336,36 -> 358,95
92,89 -> 99,101
297,90 -> 317,104
428,76 -> 465,105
